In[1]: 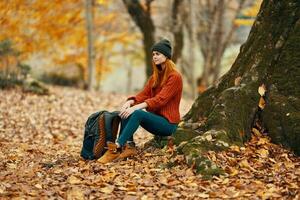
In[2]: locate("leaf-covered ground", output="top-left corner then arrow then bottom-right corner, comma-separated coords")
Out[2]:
0,86 -> 299,199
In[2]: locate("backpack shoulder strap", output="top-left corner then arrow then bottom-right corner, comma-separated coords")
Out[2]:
103,111 -> 121,141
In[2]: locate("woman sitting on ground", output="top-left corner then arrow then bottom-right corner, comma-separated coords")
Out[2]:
99,39 -> 183,164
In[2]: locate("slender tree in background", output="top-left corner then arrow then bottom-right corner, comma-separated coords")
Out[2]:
0,40 -> 18,76
173,0 -> 300,172
122,0 -> 155,78
167,1 -> 198,98
155,0 -> 193,97
1,0 -> 136,91
170,0 -> 198,98
188,0 -> 197,98
196,0 -> 247,86
85,0 -> 96,90
171,0 -> 184,63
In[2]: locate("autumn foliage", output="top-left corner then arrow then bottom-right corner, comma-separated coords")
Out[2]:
0,87 -> 299,199
0,0 -> 139,81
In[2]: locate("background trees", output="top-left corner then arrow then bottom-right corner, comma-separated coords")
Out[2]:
0,0 -> 261,94
0,0 -> 138,90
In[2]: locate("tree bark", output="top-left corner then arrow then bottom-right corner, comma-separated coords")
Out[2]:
85,0 -> 96,91
122,0 -> 155,78
212,0 -> 225,82
197,0 -> 246,86
173,0 -> 300,174
187,0 -> 196,98
126,54 -> 132,93
171,0 -> 184,63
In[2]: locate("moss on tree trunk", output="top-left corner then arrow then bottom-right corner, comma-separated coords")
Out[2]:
173,0 -> 300,176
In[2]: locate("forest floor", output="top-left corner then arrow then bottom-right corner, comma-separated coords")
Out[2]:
0,86 -> 299,199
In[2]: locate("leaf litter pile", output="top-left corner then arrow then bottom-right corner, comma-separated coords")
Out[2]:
0,86 -> 299,199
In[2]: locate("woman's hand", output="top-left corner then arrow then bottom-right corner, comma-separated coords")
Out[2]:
119,102 -> 148,119
120,100 -> 134,113
119,107 -> 136,119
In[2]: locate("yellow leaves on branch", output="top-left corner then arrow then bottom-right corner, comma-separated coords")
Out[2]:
234,19 -> 255,26
1,0 -> 83,55
234,0 -> 262,27
0,0 -> 138,78
242,0 -> 262,18
96,0 -> 108,6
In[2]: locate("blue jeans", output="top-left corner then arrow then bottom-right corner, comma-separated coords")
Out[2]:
117,110 -> 178,146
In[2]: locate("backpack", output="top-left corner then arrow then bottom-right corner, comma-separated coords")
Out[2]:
80,110 -> 121,160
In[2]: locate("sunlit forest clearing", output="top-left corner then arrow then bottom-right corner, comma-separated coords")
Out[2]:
1,0 -> 299,199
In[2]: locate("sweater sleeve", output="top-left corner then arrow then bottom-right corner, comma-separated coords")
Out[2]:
127,76 -> 153,105
145,73 -> 182,110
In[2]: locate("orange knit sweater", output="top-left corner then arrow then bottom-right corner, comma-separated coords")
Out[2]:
128,71 -> 183,123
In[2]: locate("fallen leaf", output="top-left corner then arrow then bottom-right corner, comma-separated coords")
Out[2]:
205,134 -> 212,141
257,149 -> 269,158
67,187 -> 85,200
34,184 -> 43,189
252,128 -> 262,136
100,185 -> 114,194
258,84 -> 266,96
229,145 -> 240,152
229,168 -> 239,176
68,175 -> 82,184
234,76 -> 242,86
239,159 -> 256,172
197,193 -> 209,198
258,97 -> 266,109
257,137 -> 270,145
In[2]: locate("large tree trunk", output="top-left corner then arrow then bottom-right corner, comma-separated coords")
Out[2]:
173,0 -> 300,175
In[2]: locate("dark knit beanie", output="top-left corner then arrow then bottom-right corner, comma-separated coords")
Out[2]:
151,39 -> 172,59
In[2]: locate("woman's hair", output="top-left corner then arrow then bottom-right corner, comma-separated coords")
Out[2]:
152,59 -> 177,88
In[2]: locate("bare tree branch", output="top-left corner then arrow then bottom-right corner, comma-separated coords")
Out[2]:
221,0 -> 246,55
145,0 -> 154,14
122,0 -> 155,34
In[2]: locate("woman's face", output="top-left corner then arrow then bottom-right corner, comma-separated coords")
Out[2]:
152,51 -> 167,65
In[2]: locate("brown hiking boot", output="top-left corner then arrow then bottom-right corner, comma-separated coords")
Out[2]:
93,114 -> 106,159
118,143 -> 137,160
98,142 -> 121,164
